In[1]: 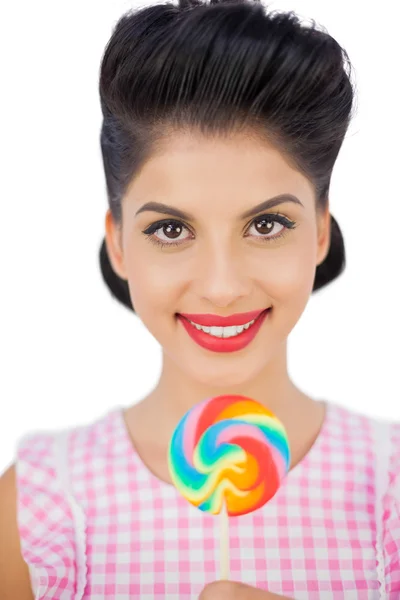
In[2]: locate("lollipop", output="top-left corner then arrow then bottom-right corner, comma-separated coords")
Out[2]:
168,394 -> 291,578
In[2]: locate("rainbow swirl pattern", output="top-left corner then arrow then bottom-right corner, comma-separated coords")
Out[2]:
168,394 -> 290,516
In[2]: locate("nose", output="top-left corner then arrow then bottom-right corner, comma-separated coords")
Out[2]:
196,246 -> 252,309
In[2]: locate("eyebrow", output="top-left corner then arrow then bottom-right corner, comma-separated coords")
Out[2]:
135,193 -> 304,221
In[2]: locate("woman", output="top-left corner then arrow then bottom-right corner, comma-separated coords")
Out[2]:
1,0 -> 399,598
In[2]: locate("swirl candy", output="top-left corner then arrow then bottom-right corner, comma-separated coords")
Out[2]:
168,394 -> 291,516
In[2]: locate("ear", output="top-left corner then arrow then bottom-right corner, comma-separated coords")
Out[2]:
316,204 -> 331,267
104,210 -> 128,281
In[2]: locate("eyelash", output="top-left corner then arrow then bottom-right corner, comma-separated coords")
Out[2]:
142,213 -> 297,249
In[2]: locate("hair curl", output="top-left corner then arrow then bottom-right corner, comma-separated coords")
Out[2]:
98,0 -> 355,312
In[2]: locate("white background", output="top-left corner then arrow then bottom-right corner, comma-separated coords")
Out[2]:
1,0 -> 399,474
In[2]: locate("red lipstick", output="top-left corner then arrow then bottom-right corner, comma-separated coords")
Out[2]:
179,308 -> 265,327
177,308 -> 271,353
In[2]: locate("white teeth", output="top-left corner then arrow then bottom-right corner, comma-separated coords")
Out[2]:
210,326 -> 223,337
189,318 -> 256,338
223,326 -> 237,338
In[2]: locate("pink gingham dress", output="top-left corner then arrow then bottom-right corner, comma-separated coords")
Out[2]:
15,400 -> 400,600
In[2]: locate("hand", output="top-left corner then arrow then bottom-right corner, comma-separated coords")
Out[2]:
199,581 -> 294,599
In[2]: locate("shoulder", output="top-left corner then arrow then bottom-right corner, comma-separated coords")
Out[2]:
371,414 -> 400,511
370,415 -> 400,593
327,400 -> 400,452
380,416 -> 400,502
386,419 -> 400,483
368,413 -> 400,485
324,402 -> 400,499
11,424 -> 92,600
9,409 -> 123,600
0,464 -> 34,600
15,430 -> 80,600
324,403 -> 400,590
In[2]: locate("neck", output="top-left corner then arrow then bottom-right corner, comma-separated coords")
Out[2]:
126,340 -> 325,475
155,339 -> 298,422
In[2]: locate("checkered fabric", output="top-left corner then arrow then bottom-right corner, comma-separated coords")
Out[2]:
15,401 -> 400,600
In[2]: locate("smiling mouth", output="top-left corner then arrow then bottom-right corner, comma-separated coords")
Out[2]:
178,308 -> 271,339
186,315 -> 260,338
176,308 -> 271,353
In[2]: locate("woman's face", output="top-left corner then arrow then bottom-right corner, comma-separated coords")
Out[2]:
106,131 -> 330,386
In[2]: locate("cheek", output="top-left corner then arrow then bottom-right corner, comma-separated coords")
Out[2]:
259,239 -> 317,304
124,253 -> 184,315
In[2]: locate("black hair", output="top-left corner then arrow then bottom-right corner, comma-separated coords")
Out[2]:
99,0 -> 355,312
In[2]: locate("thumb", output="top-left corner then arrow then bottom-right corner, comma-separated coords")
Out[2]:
199,581 -> 291,599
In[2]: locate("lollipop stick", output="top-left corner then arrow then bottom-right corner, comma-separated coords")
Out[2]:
220,501 -> 230,580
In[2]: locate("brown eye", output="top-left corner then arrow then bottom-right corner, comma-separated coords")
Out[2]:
255,219 -> 276,234
250,217 -> 284,238
142,218 -> 193,248
162,223 -> 183,238
245,213 -> 297,242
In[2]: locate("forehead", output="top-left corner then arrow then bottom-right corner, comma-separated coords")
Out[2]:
125,131 -> 314,214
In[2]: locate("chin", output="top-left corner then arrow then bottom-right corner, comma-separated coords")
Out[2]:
184,360 -> 264,390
